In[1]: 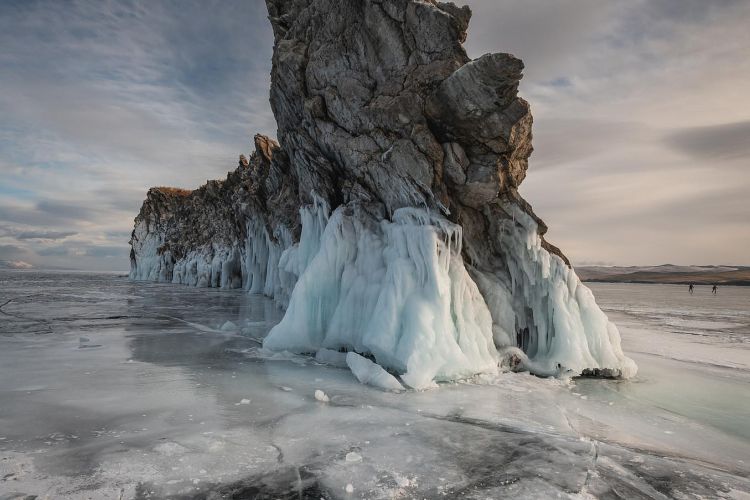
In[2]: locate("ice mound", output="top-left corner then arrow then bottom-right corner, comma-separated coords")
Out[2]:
262,200 -> 635,387
492,206 -> 637,378
263,202 -> 498,389
346,352 -> 404,392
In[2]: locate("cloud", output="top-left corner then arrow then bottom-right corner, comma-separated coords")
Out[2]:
0,203 -> 58,227
0,244 -> 30,260
0,200 -> 103,226
82,245 -> 127,258
529,118 -> 651,169
463,0 -> 616,82
0,0 -> 275,270
35,246 -> 72,257
664,121 -> 750,161
36,242 -> 125,259
463,0 -> 750,265
35,201 -> 92,220
15,230 -> 77,240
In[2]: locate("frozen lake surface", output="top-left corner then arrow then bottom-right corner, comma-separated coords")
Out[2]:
0,271 -> 748,499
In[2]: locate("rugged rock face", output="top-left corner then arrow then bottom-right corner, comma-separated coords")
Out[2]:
130,134 -> 302,301
130,0 -> 636,388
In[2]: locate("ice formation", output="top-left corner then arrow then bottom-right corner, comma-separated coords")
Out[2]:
129,0 -> 636,388
492,206 -> 637,378
346,352 -> 405,392
133,192 -> 634,388
259,200 -> 634,388
263,202 -> 499,388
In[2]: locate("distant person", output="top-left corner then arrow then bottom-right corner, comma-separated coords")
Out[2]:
712,284 -> 718,294
689,283 -> 694,294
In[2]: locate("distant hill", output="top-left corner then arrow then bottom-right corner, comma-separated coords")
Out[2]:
576,264 -> 750,286
0,260 -> 34,269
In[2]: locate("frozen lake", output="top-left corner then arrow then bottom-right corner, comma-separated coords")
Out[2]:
1,271 -> 748,499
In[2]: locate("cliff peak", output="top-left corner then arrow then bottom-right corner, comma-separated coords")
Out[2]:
149,187 -> 193,197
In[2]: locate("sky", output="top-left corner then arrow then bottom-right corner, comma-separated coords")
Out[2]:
0,0 -> 748,271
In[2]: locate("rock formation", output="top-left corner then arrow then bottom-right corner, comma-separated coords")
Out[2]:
130,0 -> 636,388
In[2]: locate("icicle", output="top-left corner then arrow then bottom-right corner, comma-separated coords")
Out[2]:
487,204 -> 637,378
264,203 -> 498,389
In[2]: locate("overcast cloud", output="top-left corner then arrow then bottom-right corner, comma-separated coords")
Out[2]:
0,0 -> 748,270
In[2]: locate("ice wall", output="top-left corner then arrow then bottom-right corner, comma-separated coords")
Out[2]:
263,202 -> 499,389
484,206 -> 637,378
129,222 -> 174,282
129,218 -> 244,290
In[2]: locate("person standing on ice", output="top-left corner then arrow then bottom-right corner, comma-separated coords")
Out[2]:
712,284 -> 718,294
689,283 -> 694,294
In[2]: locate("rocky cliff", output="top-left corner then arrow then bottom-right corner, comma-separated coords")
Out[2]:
130,0 -> 636,388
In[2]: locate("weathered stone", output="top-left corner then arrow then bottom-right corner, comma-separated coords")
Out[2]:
442,142 -> 468,185
253,134 -> 278,164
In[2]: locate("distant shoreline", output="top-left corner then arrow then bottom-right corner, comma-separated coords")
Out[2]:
577,265 -> 750,287
584,279 -> 750,286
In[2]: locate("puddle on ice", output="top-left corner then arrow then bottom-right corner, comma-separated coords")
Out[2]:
0,271 -> 748,498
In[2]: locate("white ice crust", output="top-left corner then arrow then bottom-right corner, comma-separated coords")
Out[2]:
131,196 -> 636,388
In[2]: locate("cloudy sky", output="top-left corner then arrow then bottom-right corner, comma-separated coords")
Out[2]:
1,0 -> 748,270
